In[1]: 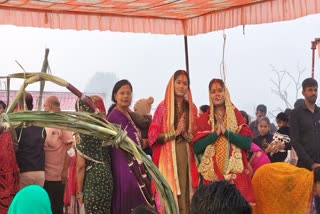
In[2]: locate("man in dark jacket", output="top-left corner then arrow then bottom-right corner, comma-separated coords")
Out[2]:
290,78 -> 320,214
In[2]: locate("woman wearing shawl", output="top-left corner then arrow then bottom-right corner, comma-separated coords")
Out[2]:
252,162 -> 320,214
192,78 -> 255,204
76,95 -> 113,214
8,185 -> 52,214
148,70 -> 198,214
107,80 -> 147,214
0,130 -> 19,213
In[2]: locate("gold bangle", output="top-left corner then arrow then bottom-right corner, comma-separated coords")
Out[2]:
168,130 -> 175,141
186,133 -> 193,142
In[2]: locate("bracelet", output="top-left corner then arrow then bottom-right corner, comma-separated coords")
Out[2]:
164,130 -> 175,142
76,192 -> 83,199
185,133 -> 193,143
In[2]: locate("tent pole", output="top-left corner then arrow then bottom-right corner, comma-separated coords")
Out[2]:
184,36 -> 189,73
311,38 -> 320,79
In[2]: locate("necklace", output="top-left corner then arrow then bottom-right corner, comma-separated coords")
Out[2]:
176,101 -> 185,116
115,107 -> 142,147
214,112 -> 224,120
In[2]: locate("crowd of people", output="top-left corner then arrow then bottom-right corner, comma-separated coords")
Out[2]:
1,71 -> 320,214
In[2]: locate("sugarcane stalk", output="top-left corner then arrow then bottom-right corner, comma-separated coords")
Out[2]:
122,151 -> 155,207
139,161 -> 152,194
3,110 -> 178,212
9,73 -> 101,117
3,72 -> 178,213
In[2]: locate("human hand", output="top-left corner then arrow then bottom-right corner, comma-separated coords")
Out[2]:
142,139 -> 149,149
312,163 -> 320,170
176,114 -> 186,136
276,142 -> 285,151
265,142 -> 277,154
181,131 -> 188,138
220,123 -> 226,134
77,192 -> 83,204
215,124 -> 222,136
61,169 -> 68,184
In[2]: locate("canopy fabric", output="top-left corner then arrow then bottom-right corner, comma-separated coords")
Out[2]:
0,0 -> 319,35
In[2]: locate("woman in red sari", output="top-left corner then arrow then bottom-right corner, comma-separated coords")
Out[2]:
148,70 -> 198,214
192,78 -> 255,204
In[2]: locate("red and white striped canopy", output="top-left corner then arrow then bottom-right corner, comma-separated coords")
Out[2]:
0,0 -> 319,35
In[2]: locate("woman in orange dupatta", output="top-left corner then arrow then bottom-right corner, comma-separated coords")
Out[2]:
192,78 -> 255,204
252,162 -> 320,214
148,70 -> 198,214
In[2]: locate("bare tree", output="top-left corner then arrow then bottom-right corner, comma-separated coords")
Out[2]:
270,64 -> 306,110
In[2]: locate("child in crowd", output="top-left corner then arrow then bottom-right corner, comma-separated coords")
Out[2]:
276,112 -> 289,131
253,117 -> 275,162
240,111 -> 270,174
274,112 -> 297,165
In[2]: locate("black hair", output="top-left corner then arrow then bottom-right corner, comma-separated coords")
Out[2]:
18,92 -> 33,110
276,112 -> 288,122
208,79 -> 225,91
256,104 -> 267,113
173,70 -> 190,87
314,167 -> 320,183
258,116 -> 270,125
107,79 -> 132,116
191,180 -> 252,214
302,78 -> 318,91
0,100 -> 7,110
240,110 -> 249,125
199,105 -> 210,113
111,79 -> 133,103
107,104 -> 116,116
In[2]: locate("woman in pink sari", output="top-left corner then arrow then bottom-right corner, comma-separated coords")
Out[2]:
148,70 -> 198,214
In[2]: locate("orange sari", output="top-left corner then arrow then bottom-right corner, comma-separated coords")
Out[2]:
148,74 -> 198,213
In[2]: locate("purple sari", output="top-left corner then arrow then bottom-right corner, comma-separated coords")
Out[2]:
107,109 -> 146,214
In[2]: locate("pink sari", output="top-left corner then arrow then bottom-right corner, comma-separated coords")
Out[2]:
249,143 -> 270,173
63,155 -> 80,214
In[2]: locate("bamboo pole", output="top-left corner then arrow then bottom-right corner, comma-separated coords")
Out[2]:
38,48 -> 50,110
